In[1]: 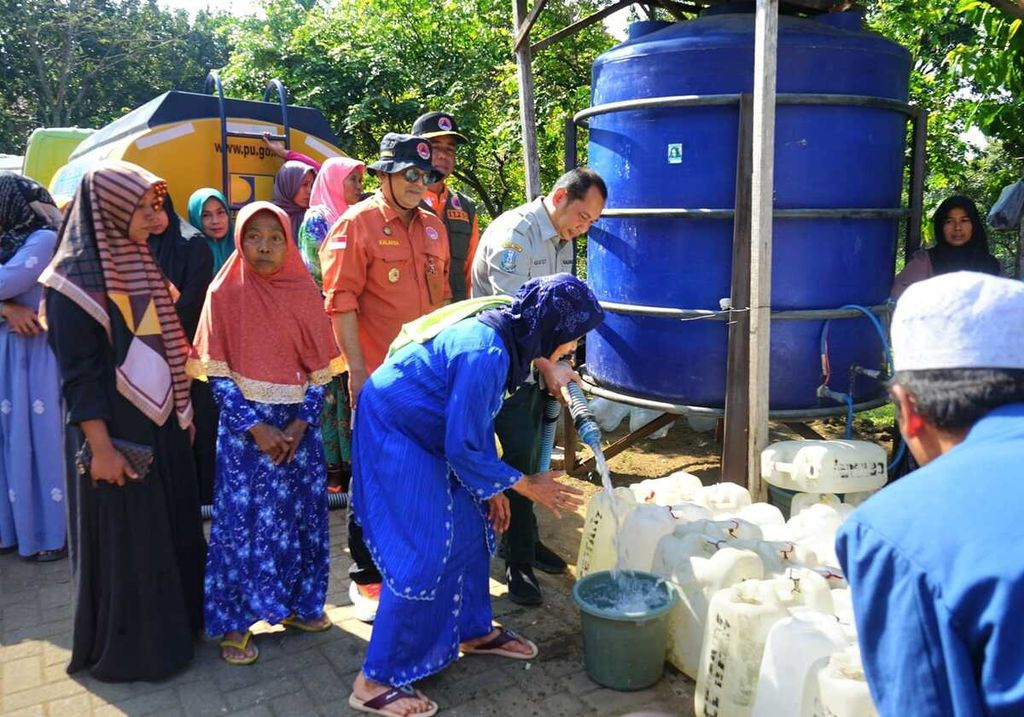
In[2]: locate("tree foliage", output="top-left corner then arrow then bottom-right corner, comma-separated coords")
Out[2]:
221,0 -> 613,220
0,0 -> 232,153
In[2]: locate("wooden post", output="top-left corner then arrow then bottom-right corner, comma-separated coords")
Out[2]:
746,0 -> 779,501
514,0 -> 543,201
721,93 -> 754,485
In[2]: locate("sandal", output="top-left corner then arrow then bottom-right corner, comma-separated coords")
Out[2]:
280,613 -> 332,633
348,685 -> 438,717
219,631 -> 259,665
35,547 -> 67,563
461,627 -> 538,660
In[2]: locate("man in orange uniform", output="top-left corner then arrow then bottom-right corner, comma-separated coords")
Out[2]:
412,111 -> 479,301
320,132 -> 451,622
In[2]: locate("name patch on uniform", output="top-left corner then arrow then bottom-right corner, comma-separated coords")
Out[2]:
379,239 -> 400,246
447,209 -> 469,222
499,248 -> 519,273
327,236 -> 348,250
425,226 -> 439,241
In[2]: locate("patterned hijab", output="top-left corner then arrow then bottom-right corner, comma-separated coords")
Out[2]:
0,173 -> 62,264
307,157 -> 365,229
477,273 -> 604,392
271,160 -> 315,241
40,160 -> 194,429
187,187 -> 234,272
188,202 -> 344,404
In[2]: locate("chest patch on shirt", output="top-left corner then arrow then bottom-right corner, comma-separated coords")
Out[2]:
388,267 -> 401,283
499,248 -> 519,273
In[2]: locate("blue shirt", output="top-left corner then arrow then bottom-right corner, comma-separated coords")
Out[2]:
836,403 -> 1024,717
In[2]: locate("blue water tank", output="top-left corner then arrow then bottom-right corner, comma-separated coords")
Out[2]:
585,10 -> 911,411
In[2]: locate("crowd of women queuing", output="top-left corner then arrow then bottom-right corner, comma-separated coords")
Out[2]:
0,134 -> 1007,713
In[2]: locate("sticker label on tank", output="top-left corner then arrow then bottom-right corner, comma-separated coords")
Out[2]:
667,143 -> 683,164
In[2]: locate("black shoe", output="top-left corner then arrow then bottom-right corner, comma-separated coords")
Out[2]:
506,562 -> 543,606
533,541 -> 568,575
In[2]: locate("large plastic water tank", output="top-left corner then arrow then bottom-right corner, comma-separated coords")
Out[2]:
585,8 -> 910,411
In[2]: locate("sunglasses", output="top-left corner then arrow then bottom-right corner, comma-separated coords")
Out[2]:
400,167 -> 433,185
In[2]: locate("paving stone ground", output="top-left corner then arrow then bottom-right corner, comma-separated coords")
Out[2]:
0,509 -> 694,716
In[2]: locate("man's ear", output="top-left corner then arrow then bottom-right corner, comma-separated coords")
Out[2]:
892,384 -> 927,438
550,186 -> 567,208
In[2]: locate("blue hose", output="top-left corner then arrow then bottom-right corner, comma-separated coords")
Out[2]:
537,396 -> 563,472
819,303 -> 905,469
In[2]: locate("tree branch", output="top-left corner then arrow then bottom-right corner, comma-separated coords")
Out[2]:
984,0 -> 1024,20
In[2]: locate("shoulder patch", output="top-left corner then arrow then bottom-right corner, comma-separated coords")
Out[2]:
498,247 -> 520,273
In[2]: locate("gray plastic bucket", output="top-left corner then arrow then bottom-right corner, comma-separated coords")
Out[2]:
572,570 -> 678,691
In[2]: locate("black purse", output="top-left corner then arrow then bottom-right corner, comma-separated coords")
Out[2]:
75,438 -> 154,483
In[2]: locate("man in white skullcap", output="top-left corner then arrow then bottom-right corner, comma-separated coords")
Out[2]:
836,271 -> 1024,717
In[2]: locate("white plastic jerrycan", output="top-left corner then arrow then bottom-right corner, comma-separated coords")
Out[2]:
681,517 -> 763,543
830,587 -> 856,630
694,579 -> 790,717
751,608 -> 851,717
577,487 -> 636,577
784,503 -> 848,567
588,396 -> 631,432
629,471 -> 703,506
761,440 -> 887,494
694,482 -> 752,517
800,644 -> 878,717
654,533 -> 763,680
790,492 -> 843,519
729,502 -> 786,531
729,538 -> 821,577
670,501 -> 715,522
618,504 -> 678,572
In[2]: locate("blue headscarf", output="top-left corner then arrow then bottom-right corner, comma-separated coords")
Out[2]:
476,273 -> 604,392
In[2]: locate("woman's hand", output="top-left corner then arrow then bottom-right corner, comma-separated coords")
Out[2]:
511,470 -> 585,519
487,493 -> 511,533
250,422 -> 293,465
348,366 -> 368,409
281,419 -> 308,463
533,358 -> 582,405
90,443 -> 137,487
1,302 -> 43,336
262,132 -> 290,160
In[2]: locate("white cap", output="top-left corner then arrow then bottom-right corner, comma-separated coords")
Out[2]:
892,271 -> 1024,372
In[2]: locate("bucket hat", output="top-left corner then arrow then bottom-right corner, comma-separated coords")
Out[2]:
367,133 -> 442,182
411,111 -> 469,145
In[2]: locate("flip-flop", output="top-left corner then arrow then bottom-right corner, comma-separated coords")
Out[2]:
280,613 -> 332,633
348,685 -> 438,717
35,547 -> 67,563
461,627 -> 538,660
219,631 -> 259,665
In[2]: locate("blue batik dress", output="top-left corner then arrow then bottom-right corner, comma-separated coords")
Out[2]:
351,319 -> 524,686
204,378 -> 329,636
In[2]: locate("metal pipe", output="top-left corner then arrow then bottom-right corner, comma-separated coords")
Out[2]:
578,373 -> 890,420
600,207 -> 911,219
598,301 -> 890,322
574,92 -> 916,127
263,79 -> 291,150
205,71 -> 230,208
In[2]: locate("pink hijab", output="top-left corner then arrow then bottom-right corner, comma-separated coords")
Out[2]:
306,156 -> 365,228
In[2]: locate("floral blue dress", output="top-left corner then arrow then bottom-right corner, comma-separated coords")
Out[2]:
203,377 -> 329,636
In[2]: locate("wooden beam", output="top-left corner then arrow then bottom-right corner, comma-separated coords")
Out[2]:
746,0 -> 779,501
531,0 -> 634,54
513,0 -> 548,53
514,0 -> 543,200
905,108 -> 927,261
569,412 -> 677,477
721,93 -> 754,485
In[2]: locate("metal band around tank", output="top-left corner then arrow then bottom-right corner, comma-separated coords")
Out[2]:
573,92 -> 915,126
578,373 -> 891,420
597,301 -> 891,322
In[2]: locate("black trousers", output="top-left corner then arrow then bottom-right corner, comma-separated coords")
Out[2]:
348,513 -> 382,585
494,382 -> 546,565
